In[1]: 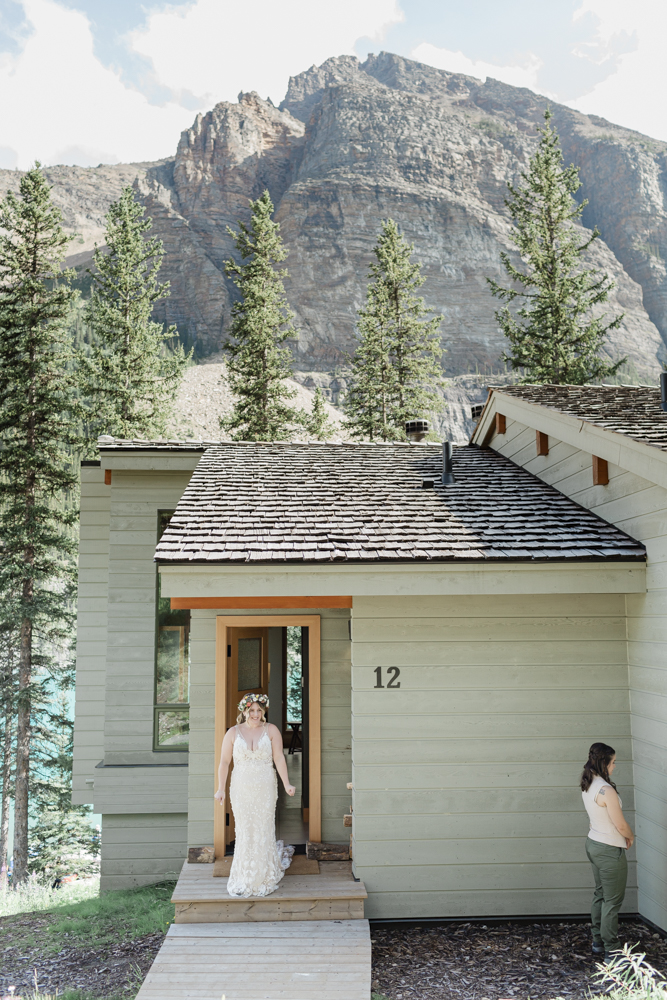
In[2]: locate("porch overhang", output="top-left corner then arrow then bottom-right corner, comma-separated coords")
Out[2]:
158,559 -> 646,599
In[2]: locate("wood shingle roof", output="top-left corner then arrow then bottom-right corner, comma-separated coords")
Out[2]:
154,443 -> 645,565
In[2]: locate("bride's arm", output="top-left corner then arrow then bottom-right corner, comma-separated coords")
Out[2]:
214,729 -> 235,805
269,726 -> 296,796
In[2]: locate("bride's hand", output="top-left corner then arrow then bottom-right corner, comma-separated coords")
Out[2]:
285,784 -> 296,797
214,789 -> 225,806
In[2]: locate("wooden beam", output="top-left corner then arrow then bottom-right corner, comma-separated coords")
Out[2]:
536,430 -> 549,456
308,616 -> 322,844
495,413 -> 506,434
592,455 -> 609,486
213,618 -> 228,860
104,469 -> 112,485
171,596 -> 352,610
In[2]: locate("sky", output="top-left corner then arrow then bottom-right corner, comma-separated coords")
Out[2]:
0,0 -> 664,169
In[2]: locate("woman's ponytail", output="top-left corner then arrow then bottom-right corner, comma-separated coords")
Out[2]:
581,742 -> 616,792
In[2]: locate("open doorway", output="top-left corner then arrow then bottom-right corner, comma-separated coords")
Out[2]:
214,615 -> 321,860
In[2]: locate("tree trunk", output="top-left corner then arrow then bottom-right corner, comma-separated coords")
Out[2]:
12,612 -> 32,883
0,655 -> 13,891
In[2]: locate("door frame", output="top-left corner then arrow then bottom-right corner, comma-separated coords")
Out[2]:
214,614 -> 321,858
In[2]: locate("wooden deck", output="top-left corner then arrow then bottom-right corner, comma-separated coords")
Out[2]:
135,919 -> 372,1000
172,860 -> 367,924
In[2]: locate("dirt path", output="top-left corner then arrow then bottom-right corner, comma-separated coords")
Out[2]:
1,911 -> 164,997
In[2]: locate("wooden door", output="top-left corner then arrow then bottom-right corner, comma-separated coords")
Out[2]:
224,626 -> 269,849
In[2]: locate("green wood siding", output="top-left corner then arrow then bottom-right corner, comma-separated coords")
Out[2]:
495,417 -> 667,931
100,813 -> 187,891
351,593 -> 635,920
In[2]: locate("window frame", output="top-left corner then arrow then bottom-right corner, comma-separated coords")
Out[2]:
153,509 -> 190,752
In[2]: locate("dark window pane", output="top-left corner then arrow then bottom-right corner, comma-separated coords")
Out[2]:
286,626 -> 302,724
238,638 -> 261,691
156,709 -> 189,748
157,625 -> 189,703
156,571 -> 190,705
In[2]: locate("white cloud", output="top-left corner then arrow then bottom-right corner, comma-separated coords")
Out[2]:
0,0 -> 194,168
0,0 -> 403,168
569,0 -> 667,141
411,42 -> 551,96
130,0 -> 403,107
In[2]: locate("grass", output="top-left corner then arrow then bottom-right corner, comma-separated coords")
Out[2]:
0,879 -> 175,955
0,876 -> 100,917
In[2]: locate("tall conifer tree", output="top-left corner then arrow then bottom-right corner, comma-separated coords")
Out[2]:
488,109 -> 625,384
80,187 -> 188,439
345,220 -> 444,440
0,165 -> 80,882
223,191 -> 303,441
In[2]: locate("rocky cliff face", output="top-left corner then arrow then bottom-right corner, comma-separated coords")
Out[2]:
139,52 -> 667,377
3,52 -> 667,381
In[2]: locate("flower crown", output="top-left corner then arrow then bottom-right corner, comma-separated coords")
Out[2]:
238,693 -> 269,713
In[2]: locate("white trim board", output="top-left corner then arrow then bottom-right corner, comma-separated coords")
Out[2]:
473,392 -> 667,491
158,561 -> 645,597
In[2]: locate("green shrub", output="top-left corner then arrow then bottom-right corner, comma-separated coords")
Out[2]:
593,944 -> 667,1000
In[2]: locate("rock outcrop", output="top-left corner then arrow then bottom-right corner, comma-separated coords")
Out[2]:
2,52 -> 667,381
140,52 -> 667,378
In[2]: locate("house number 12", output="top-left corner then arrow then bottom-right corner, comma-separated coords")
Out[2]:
374,667 -> 401,688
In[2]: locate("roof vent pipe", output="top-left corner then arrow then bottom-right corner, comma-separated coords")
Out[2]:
661,371 -> 667,413
405,419 -> 429,442
442,441 -> 455,485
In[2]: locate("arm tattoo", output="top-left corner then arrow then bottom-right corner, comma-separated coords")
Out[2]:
599,788 -> 606,796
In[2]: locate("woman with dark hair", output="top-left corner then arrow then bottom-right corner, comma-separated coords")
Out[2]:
581,742 -> 634,961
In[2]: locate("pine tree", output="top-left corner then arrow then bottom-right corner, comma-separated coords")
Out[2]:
345,220 -> 444,440
306,388 -> 335,441
0,165 -> 80,883
28,694 -> 100,882
488,109 -> 625,384
0,617 -> 17,891
223,191 -> 303,441
79,187 -> 189,439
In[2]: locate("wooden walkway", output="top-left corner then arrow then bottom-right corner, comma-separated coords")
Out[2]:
135,920 -> 372,1000
135,860 -> 372,999
172,860 -> 367,923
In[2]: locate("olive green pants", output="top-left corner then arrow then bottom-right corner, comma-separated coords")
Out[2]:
586,837 -> 627,951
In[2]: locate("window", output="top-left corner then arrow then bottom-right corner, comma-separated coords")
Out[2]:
286,625 -> 303,726
154,511 -> 190,750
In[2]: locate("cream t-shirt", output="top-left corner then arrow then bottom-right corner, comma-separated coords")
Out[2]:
582,775 -> 626,849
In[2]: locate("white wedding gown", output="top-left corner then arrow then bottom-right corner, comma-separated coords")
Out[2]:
227,726 -> 294,897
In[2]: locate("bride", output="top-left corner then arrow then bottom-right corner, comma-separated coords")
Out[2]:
214,693 -> 296,897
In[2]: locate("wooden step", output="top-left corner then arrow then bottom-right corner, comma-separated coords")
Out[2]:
172,861 -> 367,924
136,919 -> 372,1000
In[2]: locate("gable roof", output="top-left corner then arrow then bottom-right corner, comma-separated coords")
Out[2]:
489,384 -> 667,453
154,442 -> 645,565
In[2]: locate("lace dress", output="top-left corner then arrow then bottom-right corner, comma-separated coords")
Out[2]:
227,726 -> 294,897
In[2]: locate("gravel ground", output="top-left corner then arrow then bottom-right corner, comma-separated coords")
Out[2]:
0,911 -> 163,997
371,919 -> 667,1000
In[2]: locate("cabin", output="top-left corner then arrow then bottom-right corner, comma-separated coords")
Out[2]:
72,384 -> 667,932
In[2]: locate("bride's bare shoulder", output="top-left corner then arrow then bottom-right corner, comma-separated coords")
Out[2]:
266,723 -> 281,737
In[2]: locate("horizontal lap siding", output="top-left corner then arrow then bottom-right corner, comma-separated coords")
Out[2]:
100,813 -> 187,891
351,594 -> 634,920
73,468 -> 110,803
495,418 -> 667,930
188,608 -> 351,848
104,471 -> 192,768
